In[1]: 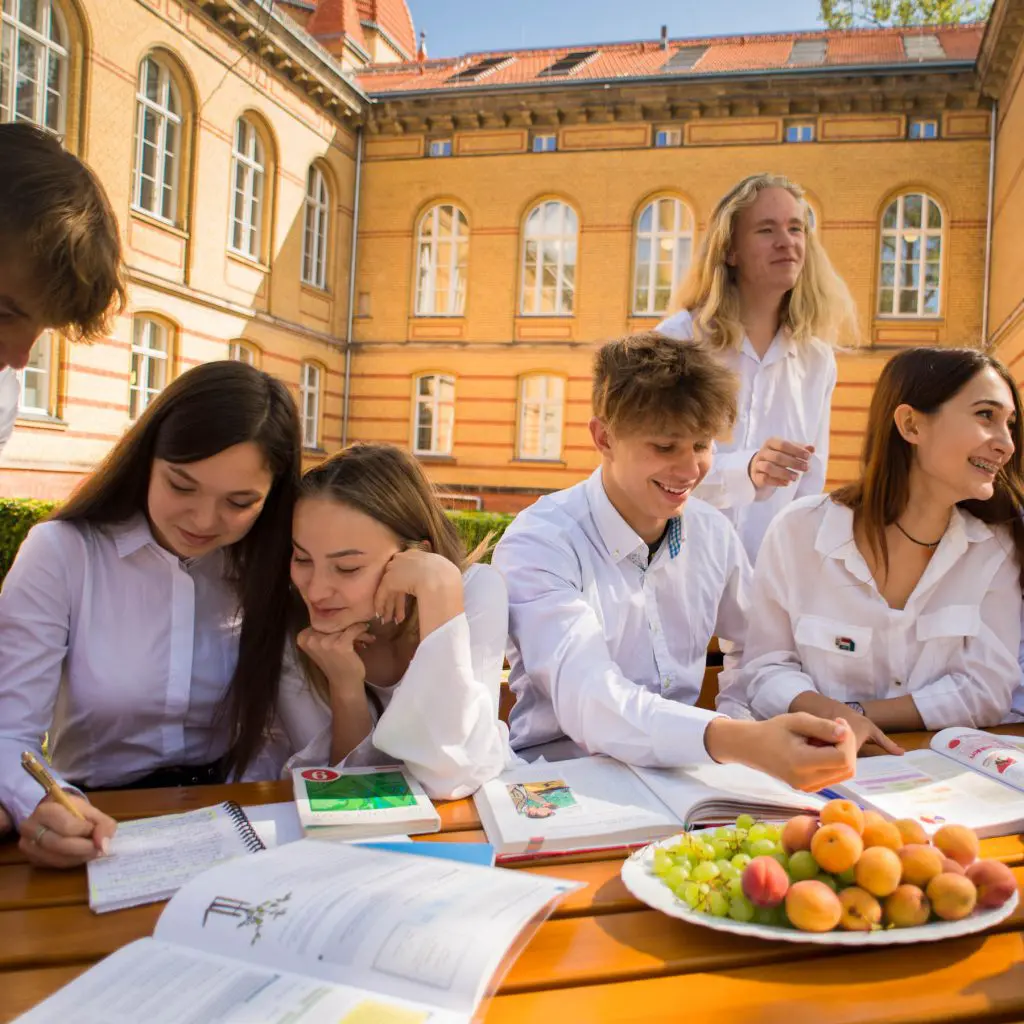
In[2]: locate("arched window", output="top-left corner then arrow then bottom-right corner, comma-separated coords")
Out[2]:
228,340 -> 258,366
415,204 -> 469,316
299,361 -> 322,448
301,164 -> 330,290
520,200 -> 578,316
878,193 -> 943,317
0,0 -> 68,132
518,375 -> 564,461
413,374 -> 455,455
132,55 -> 183,223
130,317 -> 171,419
229,116 -> 266,260
633,197 -> 694,316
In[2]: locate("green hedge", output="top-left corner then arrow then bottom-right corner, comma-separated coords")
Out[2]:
0,499 -> 513,584
0,499 -> 57,583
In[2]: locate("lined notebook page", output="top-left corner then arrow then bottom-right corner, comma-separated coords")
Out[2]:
87,801 -> 264,914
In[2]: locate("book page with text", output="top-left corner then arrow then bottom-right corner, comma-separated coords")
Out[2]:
930,728 -> 1024,793
153,840 -> 577,1015
14,939 -> 468,1024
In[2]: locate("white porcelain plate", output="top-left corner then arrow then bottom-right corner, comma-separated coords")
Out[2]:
620,830 -> 1019,945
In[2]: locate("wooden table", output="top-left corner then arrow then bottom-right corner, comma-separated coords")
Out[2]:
3,728 -> 1024,1023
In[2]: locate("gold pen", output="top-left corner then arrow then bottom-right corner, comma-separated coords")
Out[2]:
20,751 -> 86,820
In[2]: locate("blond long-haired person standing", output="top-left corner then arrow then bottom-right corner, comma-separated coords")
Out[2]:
658,173 -> 856,561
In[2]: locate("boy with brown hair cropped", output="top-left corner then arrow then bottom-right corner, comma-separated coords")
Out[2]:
492,331 -> 857,791
0,123 -> 125,454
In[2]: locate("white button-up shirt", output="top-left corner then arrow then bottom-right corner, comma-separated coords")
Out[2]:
739,495 -> 1023,730
492,468 -> 751,768
0,515 -> 243,825
276,563 -> 514,800
0,368 -> 18,456
657,309 -> 836,562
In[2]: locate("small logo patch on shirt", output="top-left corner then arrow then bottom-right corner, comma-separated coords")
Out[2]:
834,636 -> 856,652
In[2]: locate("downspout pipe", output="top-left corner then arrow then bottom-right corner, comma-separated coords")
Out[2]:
982,100 -> 997,349
342,125 -> 364,446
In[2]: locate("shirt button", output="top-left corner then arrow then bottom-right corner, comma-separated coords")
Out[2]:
894,680 -> 903,687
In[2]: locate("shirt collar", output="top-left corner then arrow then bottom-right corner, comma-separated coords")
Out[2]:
111,513 -> 159,559
586,468 -> 684,565
740,328 -> 797,367
814,498 -> 992,583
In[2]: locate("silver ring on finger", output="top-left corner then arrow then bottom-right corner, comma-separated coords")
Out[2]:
33,823 -> 50,846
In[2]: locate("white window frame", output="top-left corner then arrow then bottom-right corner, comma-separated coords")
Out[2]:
300,361 -> 322,449
415,204 -> 469,316
228,340 -> 257,366
229,117 -> 265,260
654,128 -> 682,148
301,164 -> 330,290
130,318 -> 169,419
520,200 -> 578,316
132,55 -> 182,223
909,118 -> 939,140
412,373 -> 455,456
878,193 -> 943,319
428,138 -> 453,157
632,196 -> 695,316
785,122 -> 815,143
532,133 -> 557,153
17,332 -> 54,416
518,375 -> 564,461
1,0 -> 68,132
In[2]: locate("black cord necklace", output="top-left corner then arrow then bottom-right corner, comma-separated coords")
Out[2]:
893,520 -> 942,548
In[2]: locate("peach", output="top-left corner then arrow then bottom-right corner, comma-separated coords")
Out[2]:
893,818 -> 929,846
810,822 -> 864,875
926,872 -> 978,921
861,817 -> 903,852
932,824 -> 980,869
940,856 -> 966,876
781,815 -> 819,855
898,844 -> 945,888
820,799 -> 865,836
837,886 -> 883,932
965,859 -> 1017,909
884,884 -> 931,928
741,856 -> 790,908
785,879 -> 843,933
854,846 -> 903,898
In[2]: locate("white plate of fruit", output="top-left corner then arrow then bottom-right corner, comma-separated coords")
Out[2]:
620,800 -> 1018,944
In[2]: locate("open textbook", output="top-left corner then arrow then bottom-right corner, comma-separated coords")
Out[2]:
832,727 -> 1024,838
474,755 -> 826,860
17,840 -> 579,1024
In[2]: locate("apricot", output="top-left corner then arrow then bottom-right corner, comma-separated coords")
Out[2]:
862,817 -> 903,852
820,799 -> 865,836
837,886 -> 883,932
785,879 -> 843,933
781,815 -> 819,855
854,846 -> 903,898
898,844 -> 945,888
810,822 -> 863,875
741,855 -> 790,908
926,872 -> 978,921
893,818 -> 929,846
932,824 -> 980,868
965,859 -> 1017,908
940,856 -> 966,876
884,884 -> 931,928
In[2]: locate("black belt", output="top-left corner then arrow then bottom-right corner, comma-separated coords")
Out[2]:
69,757 -> 227,792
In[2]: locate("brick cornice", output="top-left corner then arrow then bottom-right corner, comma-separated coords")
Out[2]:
978,0 -> 1024,98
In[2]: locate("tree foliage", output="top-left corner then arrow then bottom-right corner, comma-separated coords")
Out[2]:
819,0 -> 992,29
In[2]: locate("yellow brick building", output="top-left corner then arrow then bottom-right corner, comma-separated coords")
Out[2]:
2,0 -> 1023,510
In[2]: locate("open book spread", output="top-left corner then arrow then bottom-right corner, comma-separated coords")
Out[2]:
473,755 -> 826,859
833,727 -> 1024,838
87,802 -> 265,914
292,765 -> 441,840
19,840 -> 580,1024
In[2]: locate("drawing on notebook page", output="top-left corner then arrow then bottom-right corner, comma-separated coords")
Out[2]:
202,893 -> 293,946
507,780 -> 577,819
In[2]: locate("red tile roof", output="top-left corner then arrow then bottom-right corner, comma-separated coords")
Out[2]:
355,0 -> 417,58
306,0 -> 366,51
355,24 -> 985,95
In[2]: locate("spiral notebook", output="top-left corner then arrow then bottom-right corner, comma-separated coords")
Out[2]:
86,801 -> 265,914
